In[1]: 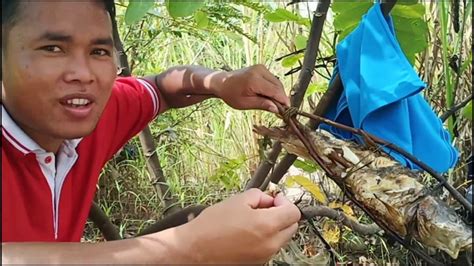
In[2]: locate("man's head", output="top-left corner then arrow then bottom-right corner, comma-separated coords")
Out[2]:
2,0 -> 118,152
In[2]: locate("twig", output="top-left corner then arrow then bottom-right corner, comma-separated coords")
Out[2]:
304,215 -> 337,266
88,202 -> 122,241
300,205 -> 381,235
440,94 -> 473,122
246,0 -> 331,190
268,74 -> 343,185
136,205 -> 207,237
284,66 -> 302,76
275,48 -> 306,62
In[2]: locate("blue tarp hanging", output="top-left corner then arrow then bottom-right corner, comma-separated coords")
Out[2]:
320,2 -> 458,173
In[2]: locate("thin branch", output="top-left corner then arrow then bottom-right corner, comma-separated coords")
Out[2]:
300,205 -> 381,235
88,202 -> 122,241
289,0 -> 331,108
275,48 -> 306,62
246,0 -> 331,190
136,205 -> 207,237
440,94 -> 473,122
267,74 -> 344,185
246,142 -> 282,189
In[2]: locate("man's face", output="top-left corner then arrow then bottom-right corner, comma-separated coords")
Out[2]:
2,1 -> 117,150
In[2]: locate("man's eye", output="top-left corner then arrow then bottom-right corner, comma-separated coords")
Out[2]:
92,49 -> 111,56
41,45 -> 62,53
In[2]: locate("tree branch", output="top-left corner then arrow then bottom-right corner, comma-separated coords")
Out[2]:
246,0 -> 331,190
300,205 -> 381,236
136,205 -> 207,237
267,74 -> 344,185
440,94 -> 473,122
88,202 -> 122,241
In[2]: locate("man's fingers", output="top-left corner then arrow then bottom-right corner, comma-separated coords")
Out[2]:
252,77 -> 290,107
242,188 -> 275,209
243,96 -> 279,113
253,64 -> 285,90
273,222 -> 299,248
273,193 -> 294,207
262,202 -> 301,229
258,67 -> 285,90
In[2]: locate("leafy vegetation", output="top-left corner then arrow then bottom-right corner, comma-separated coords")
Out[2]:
85,1 -> 472,264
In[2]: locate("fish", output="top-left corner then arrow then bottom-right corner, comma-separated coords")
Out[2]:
253,125 -> 472,259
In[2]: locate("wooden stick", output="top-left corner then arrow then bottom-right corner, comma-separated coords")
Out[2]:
246,0 -> 331,190
300,205 -> 381,235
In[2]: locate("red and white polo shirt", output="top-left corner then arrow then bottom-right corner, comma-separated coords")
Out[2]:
2,77 -> 160,242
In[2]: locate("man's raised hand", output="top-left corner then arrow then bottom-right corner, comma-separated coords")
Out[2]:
212,65 -> 290,114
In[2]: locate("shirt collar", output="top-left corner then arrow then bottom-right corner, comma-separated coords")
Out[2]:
1,104 -> 82,155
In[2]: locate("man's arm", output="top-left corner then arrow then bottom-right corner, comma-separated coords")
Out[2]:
143,64 -> 290,114
3,189 -> 301,264
2,227 -> 192,264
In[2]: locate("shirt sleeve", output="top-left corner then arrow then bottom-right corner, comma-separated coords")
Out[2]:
96,77 -> 160,160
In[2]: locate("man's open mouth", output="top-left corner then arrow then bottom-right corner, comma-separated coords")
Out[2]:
64,98 -> 92,108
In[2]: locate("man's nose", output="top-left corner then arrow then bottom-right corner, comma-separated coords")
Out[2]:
63,55 -> 94,84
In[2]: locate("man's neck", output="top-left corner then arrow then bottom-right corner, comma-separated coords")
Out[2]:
2,103 -> 64,154
19,125 -> 63,154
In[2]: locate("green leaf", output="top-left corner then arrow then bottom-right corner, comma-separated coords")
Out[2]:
194,10 -> 209,29
166,0 -> 205,18
264,8 -> 299,22
391,3 -> 425,19
210,156 -> 246,189
304,83 -> 328,98
462,101 -> 472,121
294,34 -> 308,50
293,159 -> 320,173
332,1 -> 428,65
392,16 -> 428,64
296,18 -> 311,28
125,1 -> 155,25
224,31 -> 242,41
333,0 -> 372,40
281,54 -> 304,68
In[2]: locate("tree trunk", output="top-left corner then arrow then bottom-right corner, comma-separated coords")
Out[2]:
246,0 -> 331,190
88,5 -> 181,240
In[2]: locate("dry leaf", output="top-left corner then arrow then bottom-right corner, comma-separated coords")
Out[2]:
329,201 -> 357,220
322,220 -> 340,244
285,175 -> 327,204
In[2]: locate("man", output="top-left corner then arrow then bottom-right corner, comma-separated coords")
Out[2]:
1,0 -> 301,264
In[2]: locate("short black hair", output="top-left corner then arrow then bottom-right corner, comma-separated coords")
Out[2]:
2,0 -> 116,32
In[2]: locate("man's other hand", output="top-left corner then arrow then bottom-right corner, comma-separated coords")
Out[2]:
178,188 -> 301,263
